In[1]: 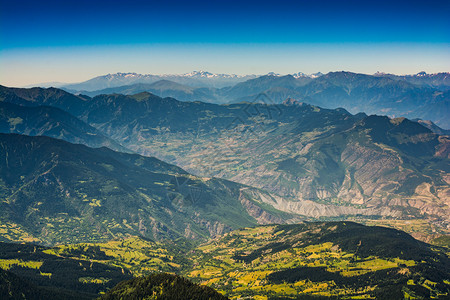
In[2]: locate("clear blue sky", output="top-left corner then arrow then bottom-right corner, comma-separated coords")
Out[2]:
0,0 -> 449,86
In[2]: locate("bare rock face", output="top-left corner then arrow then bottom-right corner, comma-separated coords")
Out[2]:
436,136 -> 450,159
239,189 -> 284,224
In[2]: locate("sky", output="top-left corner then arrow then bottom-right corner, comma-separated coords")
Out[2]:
0,0 -> 449,87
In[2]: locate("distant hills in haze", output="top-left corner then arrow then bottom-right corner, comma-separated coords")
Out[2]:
58,70 -> 450,93
374,71 -> 450,91
63,71 -> 259,91
54,71 -> 450,129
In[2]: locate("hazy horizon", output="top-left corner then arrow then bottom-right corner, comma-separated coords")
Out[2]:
1,0 -> 449,87
7,65 -> 450,89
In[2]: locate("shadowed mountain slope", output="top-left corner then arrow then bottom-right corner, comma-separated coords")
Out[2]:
98,273 -> 228,300
0,133 -> 294,245
0,101 -> 126,152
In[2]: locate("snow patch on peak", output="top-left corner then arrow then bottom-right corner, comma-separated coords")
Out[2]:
266,72 -> 281,77
184,70 -> 214,77
292,72 -> 323,78
292,72 -> 307,78
311,72 -> 324,78
171,70 -> 247,79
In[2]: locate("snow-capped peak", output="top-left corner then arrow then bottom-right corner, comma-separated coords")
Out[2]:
183,70 -> 215,78
292,72 -> 324,78
266,72 -> 281,77
292,72 -> 307,78
103,72 -> 142,80
175,70 -> 251,79
310,72 -> 324,78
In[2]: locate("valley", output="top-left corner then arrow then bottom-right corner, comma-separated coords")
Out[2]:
0,75 -> 449,299
2,84 -> 449,237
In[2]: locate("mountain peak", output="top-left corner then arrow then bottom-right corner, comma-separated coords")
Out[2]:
183,70 -> 214,77
266,72 -> 281,77
104,72 -> 141,79
128,91 -> 159,101
291,72 -> 324,78
181,70 -> 245,79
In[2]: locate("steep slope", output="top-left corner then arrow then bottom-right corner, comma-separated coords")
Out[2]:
0,242 -> 131,299
99,273 -> 228,300
0,85 -> 89,116
1,268 -> 45,300
408,96 -> 450,129
0,133 -> 293,245
0,101 -> 126,151
413,119 -> 450,135
229,86 -> 305,104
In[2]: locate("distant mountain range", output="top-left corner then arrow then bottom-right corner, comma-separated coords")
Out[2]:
59,70 -> 450,92
374,71 -> 450,90
63,71 -> 260,91
57,71 -> 450,128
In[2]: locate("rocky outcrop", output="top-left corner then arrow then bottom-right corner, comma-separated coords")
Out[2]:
239,190 -> 284,224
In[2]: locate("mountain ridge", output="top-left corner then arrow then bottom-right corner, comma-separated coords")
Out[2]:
0,133 -> 296,245
59,70 -> 450,92
57,71 -> 450,128
0,101 -> 126,152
